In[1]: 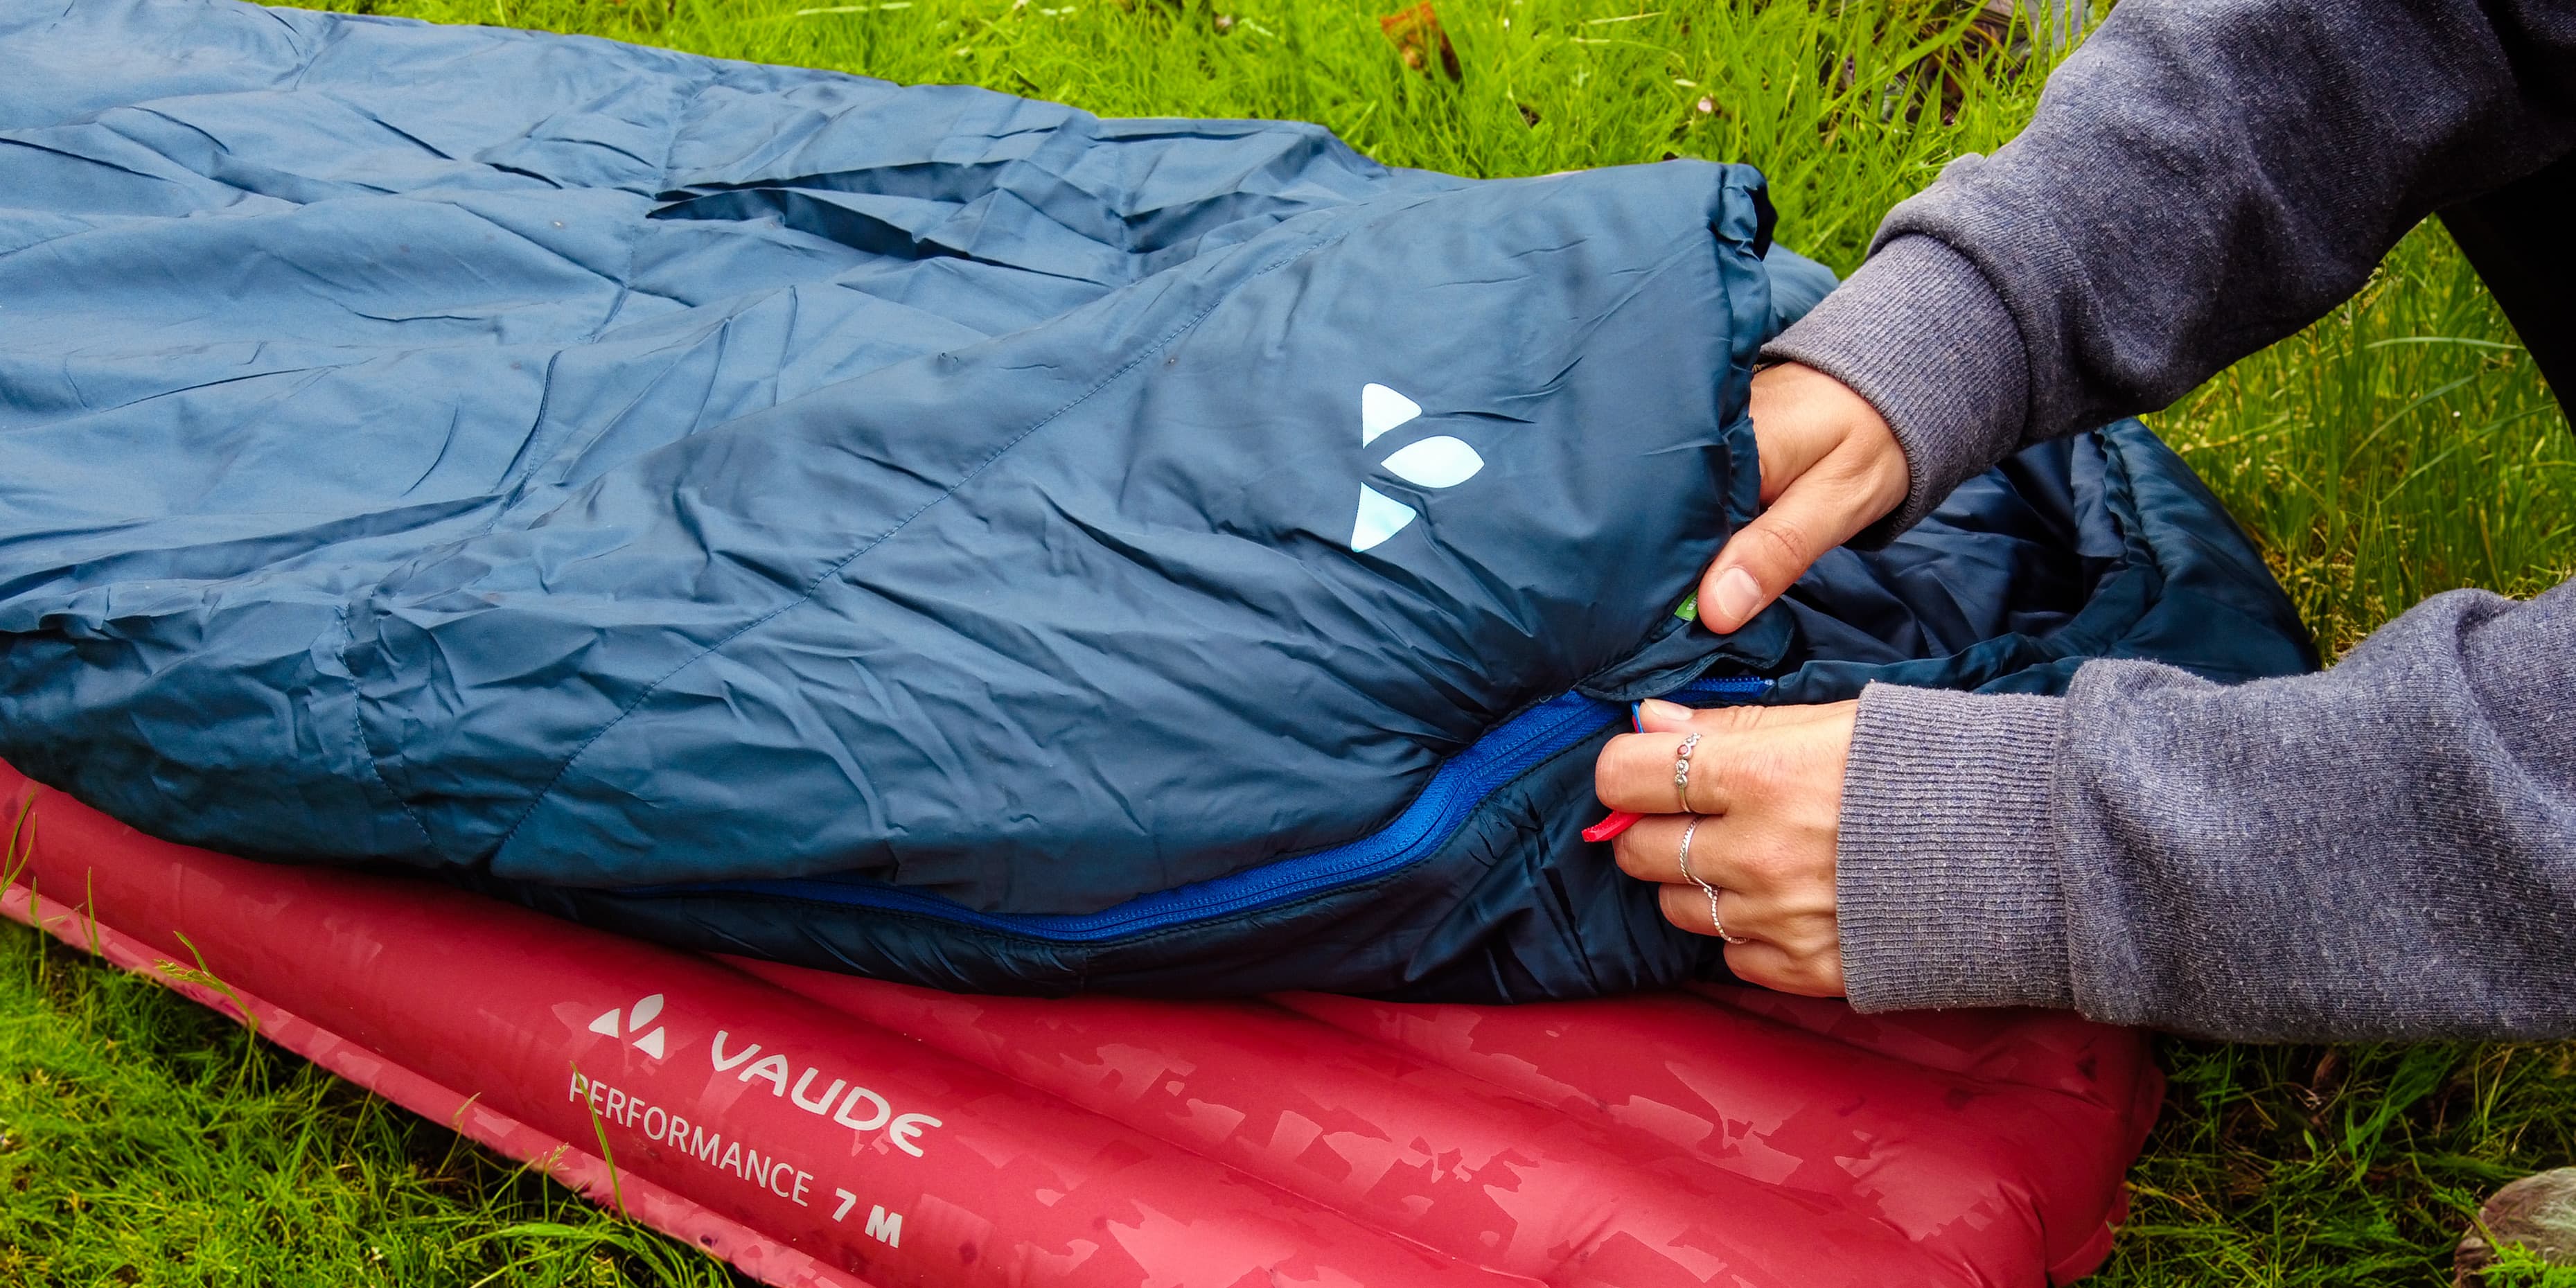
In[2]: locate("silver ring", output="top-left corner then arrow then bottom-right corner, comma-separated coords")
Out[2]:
1672,732 -> 1701,813
1676,817 -> 1743,944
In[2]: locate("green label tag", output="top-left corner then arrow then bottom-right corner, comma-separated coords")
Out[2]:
1673,592 -> 1698,623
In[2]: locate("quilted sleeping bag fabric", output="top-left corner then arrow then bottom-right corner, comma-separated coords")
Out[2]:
0,0 -> 2316,999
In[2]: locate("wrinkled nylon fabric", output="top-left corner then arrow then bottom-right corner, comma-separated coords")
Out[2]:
0,0 -> 2316,998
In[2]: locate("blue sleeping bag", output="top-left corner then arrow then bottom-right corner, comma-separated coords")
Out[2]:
0,0 -> 2315,999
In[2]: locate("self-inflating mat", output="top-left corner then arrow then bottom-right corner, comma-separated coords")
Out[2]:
1,0 -> 2314,1001
3,768 -> 2164,1287
3,1 -> 2307,1280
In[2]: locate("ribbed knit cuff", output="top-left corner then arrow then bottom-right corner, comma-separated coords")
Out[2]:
1836,682 -> 2074,1012
1761,236 -> 2030,546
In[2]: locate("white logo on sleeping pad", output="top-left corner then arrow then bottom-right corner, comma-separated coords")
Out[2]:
1351,382 -> 1485,552
588,992 -> 669,1059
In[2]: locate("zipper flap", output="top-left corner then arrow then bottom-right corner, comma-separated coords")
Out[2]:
633,689 -> 1623,941
1575,601 -> 1792,703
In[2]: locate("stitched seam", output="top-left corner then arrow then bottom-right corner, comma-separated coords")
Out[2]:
484,226 -> 1348,858
582,62 -> 714,343
337,603 -> 438,852
349,65 -> 716,843
453,68 -> 721,547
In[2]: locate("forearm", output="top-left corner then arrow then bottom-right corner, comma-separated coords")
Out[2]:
1770,0 -> 2576,536
1838,580 -> 2576,1041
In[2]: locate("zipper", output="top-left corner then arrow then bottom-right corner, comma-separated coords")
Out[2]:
643,675 -> 1770,942
1666,673 -> 1772,701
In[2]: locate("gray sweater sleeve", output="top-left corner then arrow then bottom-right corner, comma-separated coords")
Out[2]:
1841,586 -> 2576,1041
1767,0 -> 2576,536
1767,0 -> 2576,1039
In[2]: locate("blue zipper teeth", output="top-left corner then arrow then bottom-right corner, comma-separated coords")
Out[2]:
644,673 -> 1772,942
1670,673 -> 1772,700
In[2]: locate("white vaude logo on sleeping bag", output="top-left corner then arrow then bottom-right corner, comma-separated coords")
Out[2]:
588,992 -> 669,1059
1351,382 -> 1485,552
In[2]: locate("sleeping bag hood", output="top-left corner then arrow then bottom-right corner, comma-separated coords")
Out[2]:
0,0 -> 2317,1000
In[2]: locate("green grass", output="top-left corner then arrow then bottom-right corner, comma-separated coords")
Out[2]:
0,926 -> 736,1287
2158,224 -> 2576,655
6,0 -> 2575,1283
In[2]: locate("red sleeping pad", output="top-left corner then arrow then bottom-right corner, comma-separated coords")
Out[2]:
0,764 -> 2158,1287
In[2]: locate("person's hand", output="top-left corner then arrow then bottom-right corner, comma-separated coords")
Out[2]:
1698,363 -> 1908,633
1594,697 -> 1854,996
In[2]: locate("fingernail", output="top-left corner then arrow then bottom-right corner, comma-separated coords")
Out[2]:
1713,566 -> 1762,626
1639,698 -> 1688,722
